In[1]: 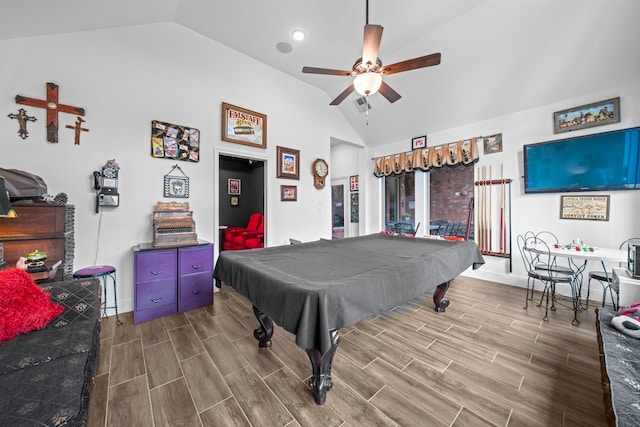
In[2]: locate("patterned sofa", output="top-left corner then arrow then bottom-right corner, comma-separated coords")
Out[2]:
0,277 -> 101,426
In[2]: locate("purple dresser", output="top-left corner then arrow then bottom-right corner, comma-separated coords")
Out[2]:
133,241 -> 213,324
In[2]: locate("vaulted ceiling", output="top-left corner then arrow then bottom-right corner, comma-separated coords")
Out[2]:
2,0 -> 638,147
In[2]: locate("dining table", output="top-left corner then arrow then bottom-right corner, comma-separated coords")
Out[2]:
528,242 -> 627,325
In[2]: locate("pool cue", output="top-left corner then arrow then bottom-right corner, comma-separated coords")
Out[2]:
479,166 -> 484,251
482,166 -> 487,252
488,165 -> 492,253
500,163 -> 505,254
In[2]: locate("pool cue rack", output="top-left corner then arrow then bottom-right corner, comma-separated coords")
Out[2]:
474,165 -> 512,272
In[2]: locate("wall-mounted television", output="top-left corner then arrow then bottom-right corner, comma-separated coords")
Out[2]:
523,127 -> 640,194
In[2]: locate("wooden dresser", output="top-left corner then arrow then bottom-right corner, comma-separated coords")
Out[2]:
0,202 -> 75,280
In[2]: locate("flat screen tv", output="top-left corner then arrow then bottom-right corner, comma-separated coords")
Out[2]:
524,127 -> 640,193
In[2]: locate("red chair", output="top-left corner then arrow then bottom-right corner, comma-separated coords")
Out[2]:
223,213 -> 263,250
233,219 -> 264,250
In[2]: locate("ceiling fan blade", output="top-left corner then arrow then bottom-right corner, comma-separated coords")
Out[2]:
329,85 -> 355,105
362,24 -> 383,67
302,66 -> 353,76
378,81 -> 401,103
382,53 -> 441,76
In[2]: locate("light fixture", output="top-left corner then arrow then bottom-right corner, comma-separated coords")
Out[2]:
291,30 -> 305,41
353,72 -> 382,96
0,176 -> 17,218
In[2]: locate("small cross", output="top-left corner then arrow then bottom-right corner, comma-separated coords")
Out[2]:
7,108 -> 37,139
66,116 -> 89,145
15,82 -> 85,143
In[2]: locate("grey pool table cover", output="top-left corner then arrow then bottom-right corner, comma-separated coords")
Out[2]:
213,234 -> 485,354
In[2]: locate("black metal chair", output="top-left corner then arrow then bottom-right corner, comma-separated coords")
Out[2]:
586,238 -> 640,310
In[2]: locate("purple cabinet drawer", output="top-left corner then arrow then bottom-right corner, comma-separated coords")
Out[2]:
135,250 -> 176,282
136,278 -> 177,311
178,245 -> 213,275
179,272 -> 213,312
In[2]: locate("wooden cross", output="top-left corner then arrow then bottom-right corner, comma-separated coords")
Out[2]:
15,82 -> 85,143
7,108 -> 37,139
66,116 -> 89,145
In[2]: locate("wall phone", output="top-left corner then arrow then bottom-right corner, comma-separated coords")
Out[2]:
93,160 -> 120,213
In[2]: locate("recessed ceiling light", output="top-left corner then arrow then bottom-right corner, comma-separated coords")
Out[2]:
291,30 -> 305,41
276,42 -> 293,53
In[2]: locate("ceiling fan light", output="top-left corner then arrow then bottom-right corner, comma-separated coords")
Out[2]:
353,72 -> 382,96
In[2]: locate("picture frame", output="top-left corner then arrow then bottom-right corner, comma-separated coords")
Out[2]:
164,175 -> 189,198
411,135 -> 427,150
230,196 -> 239,207
350,175 -> 359,192
221,102 -> 267,149
553,97 -> 620,134
483,133 -> 503,154
560,195 -> 610,221
151,120 -> 200,162
350,193 -> 359,223
228,178 -> 241,195
276,146 -> 300,180
281,185 -> 297,201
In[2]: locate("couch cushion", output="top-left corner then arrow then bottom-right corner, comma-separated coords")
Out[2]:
0,268 -> 64,343
0,351 -> 96,427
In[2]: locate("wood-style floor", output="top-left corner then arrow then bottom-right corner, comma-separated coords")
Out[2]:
85,276 -> 607,427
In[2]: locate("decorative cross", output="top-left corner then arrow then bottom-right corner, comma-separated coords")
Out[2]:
66,116 -> 89,145
7,108 -> 37,139
15,82 -> 85,143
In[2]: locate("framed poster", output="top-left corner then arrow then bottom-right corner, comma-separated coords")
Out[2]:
230,196 -> 239,207
560,195 -> 610,221
350,193 -> 359,223
553,97 -> 620,134
151,120 -> 200,162
350,175 -> 359,192
281,185 -> 297,201
483,133 -> 502,154
221,102 -> 267,148
276,146 -> 300,180
228,178 -> 241,195
411,135 -> 427,150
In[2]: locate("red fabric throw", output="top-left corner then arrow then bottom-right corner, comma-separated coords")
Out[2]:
0,268 -> 63,343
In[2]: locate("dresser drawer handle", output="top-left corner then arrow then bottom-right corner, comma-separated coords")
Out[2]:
192,290 -> 201,295
151,297 -> 163,303
150,270 -> 162,275
191,264 -> 203,270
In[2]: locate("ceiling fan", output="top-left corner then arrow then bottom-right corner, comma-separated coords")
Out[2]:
302,0 -> 441,106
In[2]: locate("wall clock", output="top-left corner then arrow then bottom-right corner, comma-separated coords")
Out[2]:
312,158 -> 329,189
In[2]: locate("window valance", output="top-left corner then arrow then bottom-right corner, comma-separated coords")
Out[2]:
372,138 -> 480,177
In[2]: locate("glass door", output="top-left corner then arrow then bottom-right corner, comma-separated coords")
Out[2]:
331,183 -> 345,239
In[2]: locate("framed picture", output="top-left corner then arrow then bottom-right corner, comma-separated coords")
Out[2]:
277,146 -> 300,180
350,175 -> 359,192
228,178 -> 241,195
560,195 -> 610,221
483,133 -> 502,154
281,185 -> 297,201
151,120 -> 200,162
412,135 -> 427,150
230,196 -> 239,207
350,193 -> 359,223
553,97 -> 620,134
164,176 -> 189,198
221,102 -> 267,149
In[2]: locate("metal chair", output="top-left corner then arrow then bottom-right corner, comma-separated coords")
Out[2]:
518,233 -> 575,321
534,231 -> 573,275
586,238 -> 640,310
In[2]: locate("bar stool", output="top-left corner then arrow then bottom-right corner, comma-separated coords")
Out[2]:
73,265 -> 122,325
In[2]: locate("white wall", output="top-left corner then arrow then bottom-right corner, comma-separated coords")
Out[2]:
362,83 -> 640,299
0,23 -> 363,314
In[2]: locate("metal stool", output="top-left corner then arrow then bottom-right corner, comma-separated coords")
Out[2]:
74,265 -> 122,325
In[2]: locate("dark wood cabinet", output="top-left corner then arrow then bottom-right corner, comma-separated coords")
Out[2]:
0,202 -> 75,279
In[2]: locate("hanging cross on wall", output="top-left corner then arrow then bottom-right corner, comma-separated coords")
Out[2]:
15,82 -> 85,143
7,108 -> 37,139
65,116 -> 89,145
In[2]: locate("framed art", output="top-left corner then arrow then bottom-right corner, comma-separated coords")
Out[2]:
164,176 -> 189,198
151,120 -> 200,162
350,175 -> 359,192
281,185 -> 297,201
221,102 -> 267,148
230,196 -> 239,207
276,146 -> 300,180
411,135 -> 427,150
228,178 -> 241,195
350,193 -> 359,223
553,97 -> 620,134
560,195 -> 610,221
483,133 -> 502,154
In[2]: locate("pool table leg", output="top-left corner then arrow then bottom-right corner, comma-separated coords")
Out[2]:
252,305 -> 274,348
306,329 -> 340,405
433,281 -> 451,312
